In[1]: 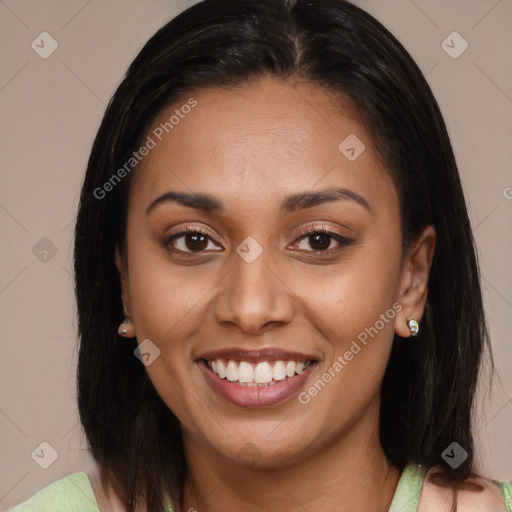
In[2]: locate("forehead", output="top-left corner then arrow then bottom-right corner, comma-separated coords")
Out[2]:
129,78 -> 397,216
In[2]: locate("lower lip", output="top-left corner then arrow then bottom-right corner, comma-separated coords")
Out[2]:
197,360 -> 316,408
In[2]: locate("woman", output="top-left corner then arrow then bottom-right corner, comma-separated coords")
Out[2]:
9,0 -> 511,511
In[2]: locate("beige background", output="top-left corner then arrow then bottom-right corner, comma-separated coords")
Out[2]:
1,0 -> 511,509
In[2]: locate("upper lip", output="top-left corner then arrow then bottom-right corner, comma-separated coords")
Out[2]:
196,347 -> 319,363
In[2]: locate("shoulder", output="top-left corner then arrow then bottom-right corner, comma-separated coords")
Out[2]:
7,472 -> 100,512
418,466 -> 512,512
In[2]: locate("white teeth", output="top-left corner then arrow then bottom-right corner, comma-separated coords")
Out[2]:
226,360 -> 238,381
238,361 -> 254,383
206,358 -> 313,386
273,361 -> 287,381
254,362 -> 273,384
285,360 -> 296,377
216,359 -> 226,378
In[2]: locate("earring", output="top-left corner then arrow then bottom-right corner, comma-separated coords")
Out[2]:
408,318 -> 419,337
118,297 -> 135,338
118,318 -> 135,338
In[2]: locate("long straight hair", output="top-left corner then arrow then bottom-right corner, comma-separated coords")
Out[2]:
74,0 -> 491,510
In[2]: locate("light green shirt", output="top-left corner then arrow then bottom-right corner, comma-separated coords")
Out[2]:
8,465 -> 512,511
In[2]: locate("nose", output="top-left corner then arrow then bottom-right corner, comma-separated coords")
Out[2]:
214,246 -> 295,335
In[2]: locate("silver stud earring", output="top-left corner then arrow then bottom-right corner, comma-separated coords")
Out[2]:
408,318 -> 419,337
118,318 -> 135,338
118,296 -> 135,338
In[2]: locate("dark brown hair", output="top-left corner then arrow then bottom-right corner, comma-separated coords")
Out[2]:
74,0 -> 491,510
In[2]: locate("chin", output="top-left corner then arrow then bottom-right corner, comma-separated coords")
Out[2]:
207,429 -> 317,470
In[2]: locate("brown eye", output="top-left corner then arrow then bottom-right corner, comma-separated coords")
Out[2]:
164,229 -> 222,254
294,226 -> 353,255
303,232 -> 333,251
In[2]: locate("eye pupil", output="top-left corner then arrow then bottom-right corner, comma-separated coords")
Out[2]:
186,233 -> 208,251
309,233 -> 330,250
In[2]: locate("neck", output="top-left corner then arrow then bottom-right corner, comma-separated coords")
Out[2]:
181,401 -> 401,512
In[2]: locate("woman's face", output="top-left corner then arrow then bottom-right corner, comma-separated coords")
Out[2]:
117,78 -> 433,467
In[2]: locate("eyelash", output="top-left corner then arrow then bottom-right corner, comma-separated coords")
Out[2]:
164,224 -> 353,257
295,224 -> 353,255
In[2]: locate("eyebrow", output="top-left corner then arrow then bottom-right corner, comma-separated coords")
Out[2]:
145,187 -> 371,216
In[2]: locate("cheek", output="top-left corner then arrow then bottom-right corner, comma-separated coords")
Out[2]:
290,241 -> 403,411
124,208 -> 216,342
294,266 -> 400,436
125,247 -> 214,421
291,244 -> 402,345
128,259 -> 213,349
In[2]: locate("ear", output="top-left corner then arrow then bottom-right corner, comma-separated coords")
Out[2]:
394,225 -> 436,338
115,245 -> 131,314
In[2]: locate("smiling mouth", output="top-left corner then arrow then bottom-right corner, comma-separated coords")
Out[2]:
202,358 -> 317,387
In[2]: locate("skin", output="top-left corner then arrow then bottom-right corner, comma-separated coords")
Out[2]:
105,77 -> 437,511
